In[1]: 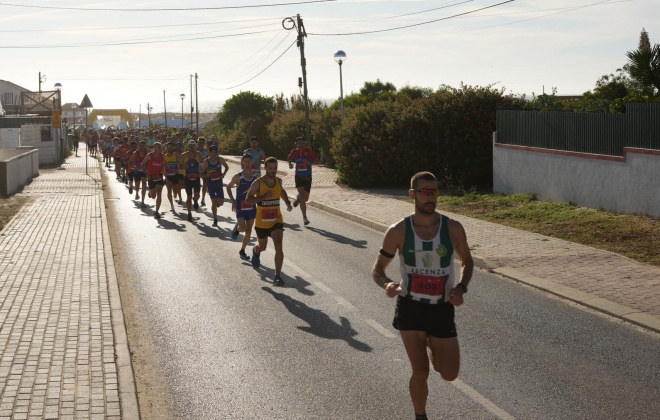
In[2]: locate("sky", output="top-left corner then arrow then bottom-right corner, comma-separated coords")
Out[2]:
0,0 -> 656,115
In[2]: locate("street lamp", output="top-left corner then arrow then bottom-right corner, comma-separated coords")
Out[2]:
333,50 -> 347,123
180,93 -> 185,129
147,103 -> 152,127
54,82 -> 64,162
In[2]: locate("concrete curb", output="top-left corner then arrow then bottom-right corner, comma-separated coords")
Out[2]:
309,201 -> 660,335
98,163 -> 141,419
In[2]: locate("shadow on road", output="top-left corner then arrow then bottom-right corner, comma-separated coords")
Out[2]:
262,287 -> 372,353
305,226 -> 368,249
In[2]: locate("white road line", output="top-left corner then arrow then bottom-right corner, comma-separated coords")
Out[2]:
365,319 -> 397,338
312,281 -> 333,295
333,295 -> 358,311
451,379 -> 515,420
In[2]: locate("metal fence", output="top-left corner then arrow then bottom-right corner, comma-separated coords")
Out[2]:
496,103 -> 660,156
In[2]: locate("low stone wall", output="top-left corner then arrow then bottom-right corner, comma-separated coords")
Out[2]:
493,135 -> 660,218
0,148 -> 39,196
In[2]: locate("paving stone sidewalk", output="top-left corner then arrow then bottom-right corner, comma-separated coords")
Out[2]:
0,146 -> 138,419
253,158 -> 660,333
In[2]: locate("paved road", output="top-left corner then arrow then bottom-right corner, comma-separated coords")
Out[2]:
102,161 -> 660,419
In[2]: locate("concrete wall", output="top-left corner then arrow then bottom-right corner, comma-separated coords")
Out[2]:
20,125 -> 57,165
0,148 -> 39,196
0,128 -> 20,148
493,136 -> 660,217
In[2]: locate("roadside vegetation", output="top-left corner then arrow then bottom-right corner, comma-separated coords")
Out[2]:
434,193 -> 660,267
0,196 -> 33,232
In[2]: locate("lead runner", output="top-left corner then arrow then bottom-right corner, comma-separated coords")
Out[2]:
371,171 -> 474,420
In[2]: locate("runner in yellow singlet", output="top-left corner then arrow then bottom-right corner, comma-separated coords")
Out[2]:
244,157 -> 293,286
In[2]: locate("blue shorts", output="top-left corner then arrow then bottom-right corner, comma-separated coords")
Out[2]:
236,200 -> 256,220
207,181 -> 224,199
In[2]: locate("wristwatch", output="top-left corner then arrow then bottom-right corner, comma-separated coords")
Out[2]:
456,282 -> 468,293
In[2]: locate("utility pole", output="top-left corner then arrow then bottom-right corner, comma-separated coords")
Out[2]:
190,74 -> 194,130
38,72 -> 45,93
284,15 -> 312,147
195,73 -> 199,132
163,90 -> 167,129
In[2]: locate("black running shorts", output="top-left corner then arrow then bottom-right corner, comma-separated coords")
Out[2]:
392,296 -> 457,338
255,223 -> 284,239
294,176 -> 312,193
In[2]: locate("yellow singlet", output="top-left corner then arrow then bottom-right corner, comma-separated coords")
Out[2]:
255,177 -> 283,229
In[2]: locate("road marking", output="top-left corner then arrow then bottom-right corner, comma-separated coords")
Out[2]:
451,379 -> 515,420
285,257 -> 357,311
365,319 -> 397,338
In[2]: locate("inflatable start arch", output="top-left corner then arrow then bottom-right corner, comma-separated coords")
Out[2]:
87,109 -> 133,128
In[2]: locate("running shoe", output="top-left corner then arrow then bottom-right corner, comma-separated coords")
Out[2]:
201,200 -> 206,207
193,200 -> 199,210
231,225 -> 239,240
251,247 -> 260,268
129,186 -> 133,194
187,213 -> 193,222
273,275 -> 284,287
293,195 -> 300,207
135,193 -> 139,200
212,219 -> 218,227
171,204 -> 175,213
303,218 -> 310,226
141,202 -> 146,208
154,212 -> 160,219
239,250 -> 250,261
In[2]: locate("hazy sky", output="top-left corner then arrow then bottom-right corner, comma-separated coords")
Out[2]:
0,0 -> 655,114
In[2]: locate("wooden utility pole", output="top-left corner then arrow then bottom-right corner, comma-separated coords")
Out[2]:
296,14 -> 312,148
283,15 -> 312,148
195,73 -> 199,132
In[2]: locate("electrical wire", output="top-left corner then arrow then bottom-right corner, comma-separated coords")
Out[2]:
0,0 -> 336,12
204,38 -> 298,90
308,0 -> 516,35
0,28 -> 280,48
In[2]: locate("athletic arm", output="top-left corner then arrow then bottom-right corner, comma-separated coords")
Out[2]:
279,184 -> 293,212
447,219 -> 474,306
220,157 -> 229,177
243,181 -> 264,206
141,154 -> 150,170
372,222 -> 404,298
226,174 -> 239,202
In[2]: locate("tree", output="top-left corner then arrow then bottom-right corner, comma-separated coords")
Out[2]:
625,29 -> 660,98
215,91 -> 274,132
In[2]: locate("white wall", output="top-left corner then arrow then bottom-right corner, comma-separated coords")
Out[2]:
0,128 -> 20,148
20,125 -> 57,165
493,136 -> 660,217
0,148 -> 39,196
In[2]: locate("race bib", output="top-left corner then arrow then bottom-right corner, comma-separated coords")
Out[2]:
209,171 -> 222,180
240,201 -> 254,211
297,162 -> 308,170
166,163 -> 178,175
261,209 -> 278,222
252,163 -> 260,170
410,274 -> 446,297
187,173 -> 199,180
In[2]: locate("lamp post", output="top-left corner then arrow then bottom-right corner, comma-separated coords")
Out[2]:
53,82 -> 63,162
147,103 -> 152,127
180,93 -> 185,129
333,50 -> 347,123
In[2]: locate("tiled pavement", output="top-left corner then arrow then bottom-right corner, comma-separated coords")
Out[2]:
0,146 -> 138,419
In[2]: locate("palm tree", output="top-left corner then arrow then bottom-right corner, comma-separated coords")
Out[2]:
626,44 -> 660,98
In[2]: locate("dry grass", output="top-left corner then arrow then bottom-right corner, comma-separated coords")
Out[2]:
0,196 -> 33,232
435,193 -> 660,267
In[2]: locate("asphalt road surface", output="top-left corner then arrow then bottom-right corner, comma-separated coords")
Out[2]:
103,162 -> 660,420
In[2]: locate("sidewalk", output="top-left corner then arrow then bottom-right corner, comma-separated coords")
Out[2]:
0,145 -> 138,419
261,158 -> 660,333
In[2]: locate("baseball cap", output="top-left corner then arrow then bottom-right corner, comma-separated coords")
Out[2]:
209,145 -> 218,151
188,140 -> 196,145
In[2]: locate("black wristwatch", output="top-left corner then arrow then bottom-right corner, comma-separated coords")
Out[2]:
456,282 -> 468,293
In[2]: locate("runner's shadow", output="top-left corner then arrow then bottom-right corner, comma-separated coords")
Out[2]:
305,226 -> 368,249
283,222 -> 303,232
155,218 -> 187,232
254,267 -> 314,296
261,287 -> 372,352
196,221 -> 230,239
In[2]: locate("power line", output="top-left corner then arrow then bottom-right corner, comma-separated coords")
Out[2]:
0,0 -> 336,12
204,38 -> 298,90
0,28 -> 280,48
308,0 -> 516,35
